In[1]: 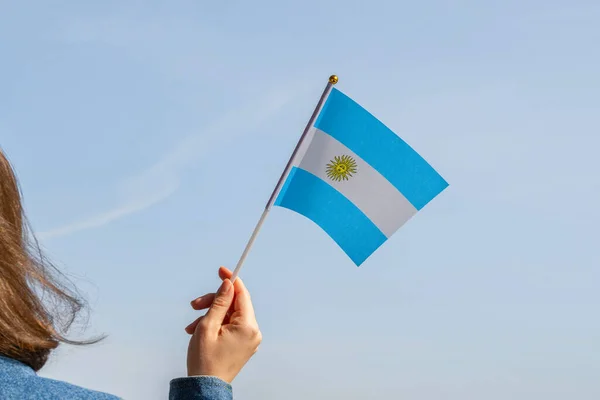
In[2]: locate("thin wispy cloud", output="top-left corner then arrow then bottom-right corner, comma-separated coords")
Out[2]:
39,85 -> 304,240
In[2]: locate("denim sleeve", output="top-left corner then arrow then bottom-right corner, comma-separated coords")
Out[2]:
169,376 -> 233,400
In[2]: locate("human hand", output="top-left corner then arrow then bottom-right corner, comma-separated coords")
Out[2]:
185,267 -> 262,383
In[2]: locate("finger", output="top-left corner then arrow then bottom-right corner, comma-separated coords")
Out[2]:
190,293 -> 216,310
218,267 -> 248,298
185,316 -> 202,335
204,279 -> 234,329
218,267 -> 255,322
218,266 -> 232,280
233,280 -> 256,323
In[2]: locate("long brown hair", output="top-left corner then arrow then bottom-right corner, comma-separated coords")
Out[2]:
0,148 -> 98,370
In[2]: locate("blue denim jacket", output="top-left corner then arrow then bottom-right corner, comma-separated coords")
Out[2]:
0,356 -> 232,399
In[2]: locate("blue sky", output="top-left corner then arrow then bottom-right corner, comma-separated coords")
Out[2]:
1,1 -> 599,399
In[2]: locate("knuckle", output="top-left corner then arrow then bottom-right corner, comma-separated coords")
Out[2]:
253,331 -> 262,354
248,325 -> 262,343
255,330 -> 263,345
212,296 -> 229,308
197,317 -> 210,331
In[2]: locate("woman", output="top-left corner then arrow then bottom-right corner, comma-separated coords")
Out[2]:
0,148 -> 261,399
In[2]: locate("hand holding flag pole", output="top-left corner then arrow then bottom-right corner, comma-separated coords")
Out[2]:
230,75 -> 339,283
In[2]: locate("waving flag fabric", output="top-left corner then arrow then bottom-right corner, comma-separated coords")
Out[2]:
274,88 -> 448,266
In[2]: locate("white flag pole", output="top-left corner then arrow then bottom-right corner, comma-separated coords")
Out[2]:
230,75 -> 339,283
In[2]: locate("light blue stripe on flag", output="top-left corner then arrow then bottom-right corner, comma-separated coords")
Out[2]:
315,88 -> 448,210
275,167 -> 387,266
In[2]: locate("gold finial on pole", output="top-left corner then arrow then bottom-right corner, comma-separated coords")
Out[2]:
329,75 -> 339,85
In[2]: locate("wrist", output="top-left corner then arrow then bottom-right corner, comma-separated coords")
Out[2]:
187,367 -> 233,384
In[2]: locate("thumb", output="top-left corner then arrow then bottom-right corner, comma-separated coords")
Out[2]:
204,279 -> 234,329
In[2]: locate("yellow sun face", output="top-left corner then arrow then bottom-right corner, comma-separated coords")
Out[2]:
326,155 -> 358,182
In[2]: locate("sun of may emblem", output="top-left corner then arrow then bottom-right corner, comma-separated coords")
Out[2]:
326,155 -> 358,182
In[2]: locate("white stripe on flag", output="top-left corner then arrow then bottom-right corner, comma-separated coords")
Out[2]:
294,129 -> 417,237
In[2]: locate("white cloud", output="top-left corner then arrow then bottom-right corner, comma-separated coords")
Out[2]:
39,84 -> 303,240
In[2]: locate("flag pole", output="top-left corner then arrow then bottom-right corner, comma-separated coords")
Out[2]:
230,75 -> 339,283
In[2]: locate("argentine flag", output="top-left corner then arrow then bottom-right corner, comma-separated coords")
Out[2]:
274,88 -> 448,266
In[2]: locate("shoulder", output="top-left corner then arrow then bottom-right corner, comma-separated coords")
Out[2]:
0,372 -> 120,400
0,356 -> 120,400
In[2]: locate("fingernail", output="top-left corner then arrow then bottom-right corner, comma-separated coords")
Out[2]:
219,279 -> 233,295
